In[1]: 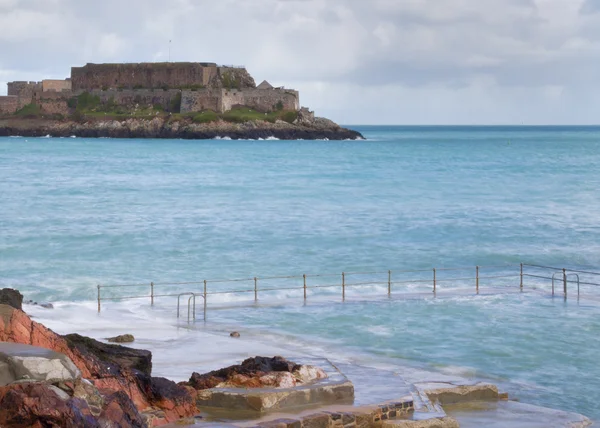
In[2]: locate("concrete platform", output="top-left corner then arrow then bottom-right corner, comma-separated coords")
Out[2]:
197,358 -> 354,414
444,401 -> 592,428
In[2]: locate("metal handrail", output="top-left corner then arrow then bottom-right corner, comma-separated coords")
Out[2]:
94,263 -> 600,317
176,293 -> 205,321
96,264 -> 526,315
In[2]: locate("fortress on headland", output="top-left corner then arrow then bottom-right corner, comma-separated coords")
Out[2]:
0,62 -> 301,116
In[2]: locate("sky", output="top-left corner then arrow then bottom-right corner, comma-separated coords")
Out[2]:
1,0 -> 600,125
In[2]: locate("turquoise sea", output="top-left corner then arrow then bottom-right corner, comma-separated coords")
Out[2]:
1,126 -> 600,421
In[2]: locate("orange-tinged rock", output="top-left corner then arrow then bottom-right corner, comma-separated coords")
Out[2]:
0,304 -> 197,426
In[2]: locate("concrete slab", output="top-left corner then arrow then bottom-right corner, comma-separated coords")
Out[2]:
444,401 -> 592,428
196,358 -> 354,414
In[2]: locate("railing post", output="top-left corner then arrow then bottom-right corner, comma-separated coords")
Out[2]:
520,263 -> 524,291
388,270 -> 392,297
254,277 -> 258,302
97,285 -> 101,313
150,282 -> 154,306
563,268 -> 567,297
342,272 -> 346,301
476,266 -> 479,294
303,274 -> 307,301
203,280 -> 207,320
433,268 -> 437,294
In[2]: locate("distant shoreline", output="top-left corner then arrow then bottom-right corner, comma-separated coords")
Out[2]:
0,116 -> 365,141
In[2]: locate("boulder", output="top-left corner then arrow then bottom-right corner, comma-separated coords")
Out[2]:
107,334 -> 135,343
230,331 -> 240,338
0,382 -> 99,428
0,342 -> 81,386
0,288 -> 23,310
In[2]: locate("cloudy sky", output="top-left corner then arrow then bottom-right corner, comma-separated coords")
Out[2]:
1,0 -> 599,124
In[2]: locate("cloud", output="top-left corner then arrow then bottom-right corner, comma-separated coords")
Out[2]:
1,0 -> 599,123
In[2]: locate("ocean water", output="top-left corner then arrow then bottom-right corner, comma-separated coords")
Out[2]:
1,126 -> 600,420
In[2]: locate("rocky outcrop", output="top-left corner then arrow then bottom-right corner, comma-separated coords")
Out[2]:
0,116 -> 364,140
0,303 -> 196,426
0,288 -> 23,310
63,333 -> 151,376
183,356 -> 327,391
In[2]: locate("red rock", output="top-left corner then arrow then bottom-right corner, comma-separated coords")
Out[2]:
99,391 -> 146,427
0,304 -> 197,426
0,382 -> 98,428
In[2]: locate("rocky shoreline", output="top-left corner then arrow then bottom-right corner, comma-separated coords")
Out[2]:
0,288 -> 335,427
0,116 -> 364,141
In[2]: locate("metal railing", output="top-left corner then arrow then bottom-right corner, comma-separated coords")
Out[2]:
95,263 -> 600,318
522,264 -> 600,298
96,264 -> 521,316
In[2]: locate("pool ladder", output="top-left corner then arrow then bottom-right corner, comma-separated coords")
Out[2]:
551,271 -> 580,298
177,293 -> 205,322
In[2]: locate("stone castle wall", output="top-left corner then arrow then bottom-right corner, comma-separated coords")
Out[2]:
42,79 -> 71,92
220,90 -> 246,112
7,81 -> 41,108
223,88 -> 299,113
71,63 -> 219,91
7,81 -> 41,97
87,89 -> 181,111
36,91 -> 71,115
180,90 -> 221,113
182,88 -> 299,114
0,96 -> 19,114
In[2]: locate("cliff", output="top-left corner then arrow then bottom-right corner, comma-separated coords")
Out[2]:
0,116 -> 364,141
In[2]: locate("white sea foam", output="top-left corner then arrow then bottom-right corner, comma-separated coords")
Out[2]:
362,325 -> 393,337
265,136 -> 280,141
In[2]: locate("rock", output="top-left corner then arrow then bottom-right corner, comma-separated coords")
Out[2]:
98,391 -> 146,427
292,365 -> 328,384
257,372 -> 297,389
0,117 -> 365,141
64,333 -> 151,376
141,375 -> 197,423
41,302 -> 54,309
230,331 -> 240,338
183,356 -> 328,391
0,342 -> 81,386
0,304 -> 197,426
0,288 -> 23,310
0,382 -> 99,428
71,378 -> 105,417
107,334 -> 135,343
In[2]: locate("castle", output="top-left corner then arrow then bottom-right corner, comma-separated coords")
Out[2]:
0,62 -> 300,116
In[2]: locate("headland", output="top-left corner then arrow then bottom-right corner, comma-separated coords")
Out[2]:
0,62 -> 363,140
